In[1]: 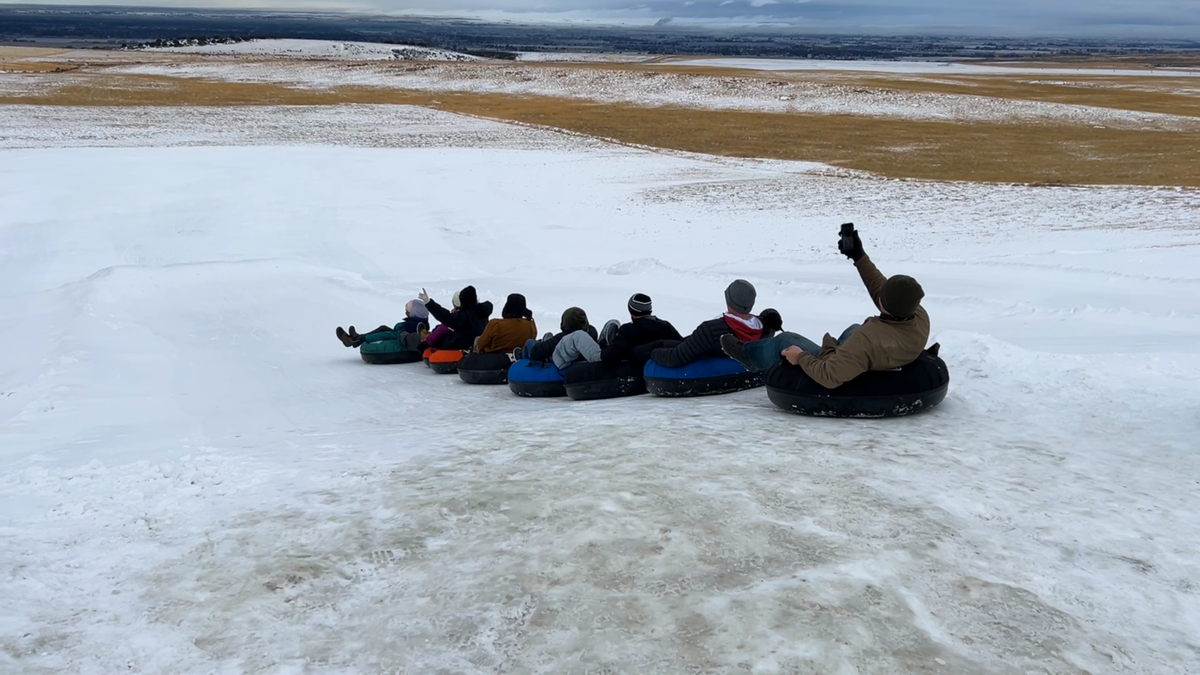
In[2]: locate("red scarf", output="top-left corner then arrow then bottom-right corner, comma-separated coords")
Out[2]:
723,313 -> 763,342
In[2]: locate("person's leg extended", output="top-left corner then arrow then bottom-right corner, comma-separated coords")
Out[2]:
359,328 -> 399,344
518,338 -> 538,360
837,324 -> 862,344
738,331 -> 820,370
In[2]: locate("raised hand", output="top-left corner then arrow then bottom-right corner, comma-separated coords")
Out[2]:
838,224 -> 865,262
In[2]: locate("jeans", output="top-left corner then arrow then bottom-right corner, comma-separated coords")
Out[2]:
516,338 -> 539,360
741,325 -> 861,371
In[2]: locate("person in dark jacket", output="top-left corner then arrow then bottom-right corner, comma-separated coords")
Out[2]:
517,306 -> 597,361
649,280 -> 782,368
598,293 -> 684,366
336,298 -> 429,349
419,285 -> 493,351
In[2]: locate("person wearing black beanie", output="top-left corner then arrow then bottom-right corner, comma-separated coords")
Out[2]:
597,292 -> 686,366
627,293 -> 653,317
418,285 -> 493,350
476,293 -> 538,354
722,224 -> 930,389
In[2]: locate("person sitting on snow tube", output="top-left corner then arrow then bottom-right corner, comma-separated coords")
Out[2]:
547,293 -> 686,370
649,280 -> 779,368
424,289 -> 463,349
420,285 -> 493,351
598,293 -> 684,366
335,298 -> 429,351
474,293 -> 538,354
721,224 -> 929,389
515,307 -> 597,363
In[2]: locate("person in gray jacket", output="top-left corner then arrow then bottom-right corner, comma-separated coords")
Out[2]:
552,328 -> 603,370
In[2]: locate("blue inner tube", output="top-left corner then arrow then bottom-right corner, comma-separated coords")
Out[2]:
563,361 -> 646,401
643,357 -> 762,397
764,344 -> 950,418
359,340 -> 421,365
458,352 -> 514,385
508,359 -> 567,397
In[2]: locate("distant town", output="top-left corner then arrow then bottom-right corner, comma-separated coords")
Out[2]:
3,4 -> 1199,63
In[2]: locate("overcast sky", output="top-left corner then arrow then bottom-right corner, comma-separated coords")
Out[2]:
8,0 -> 1200,37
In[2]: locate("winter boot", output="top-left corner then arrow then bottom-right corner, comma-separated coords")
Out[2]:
336,327 -> 357,348
720,333 -> 757,372
598,319 -> 620,348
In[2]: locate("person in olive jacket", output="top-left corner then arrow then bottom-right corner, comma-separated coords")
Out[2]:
722,226 -> 929,389
420,285 -> 493,351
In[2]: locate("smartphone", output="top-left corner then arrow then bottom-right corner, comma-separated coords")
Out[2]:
839,223 -> 856,254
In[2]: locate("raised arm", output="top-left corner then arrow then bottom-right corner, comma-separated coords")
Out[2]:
839,227 -> 887,306
425,298 -> 462,330
855,255 -> 888,306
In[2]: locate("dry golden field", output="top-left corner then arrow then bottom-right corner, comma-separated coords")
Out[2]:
2,47 -> 1198,187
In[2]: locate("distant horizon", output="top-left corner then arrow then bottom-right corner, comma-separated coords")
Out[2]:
2,1 -> 1200,40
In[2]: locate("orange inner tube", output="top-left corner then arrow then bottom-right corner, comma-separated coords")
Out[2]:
426,349 -> 465,364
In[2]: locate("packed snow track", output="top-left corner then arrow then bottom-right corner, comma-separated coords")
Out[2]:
1,105 -> 1198,674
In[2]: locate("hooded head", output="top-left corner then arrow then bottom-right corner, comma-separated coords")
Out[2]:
560,307 -> 589,333
724,279 -> 756,316
405,298 -> 429,320
451,290 -> 462,309
501,293 -> 529,319
879,275 -> 924,319
627,293 -> 652,317
458,285 -> 478,309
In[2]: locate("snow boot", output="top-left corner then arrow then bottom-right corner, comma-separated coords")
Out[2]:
599,319 -> 620,348
336,326 -> 357,348
720,333 -> 757,372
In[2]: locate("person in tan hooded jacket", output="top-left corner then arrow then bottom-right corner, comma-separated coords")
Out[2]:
475,293 -> 538,354
722,226 -> 929,389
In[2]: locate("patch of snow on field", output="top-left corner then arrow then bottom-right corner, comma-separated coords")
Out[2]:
109,61 -> 1200,130
142,38 -> 479,62
1,107 -> 1200,673
515,51 -> 653,63
666,57 -> 1200,78
0,104 -> 615,151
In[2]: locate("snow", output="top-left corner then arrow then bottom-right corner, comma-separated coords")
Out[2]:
2,104 -> 1200,673
514,51 -> 654,63
665,57 -> 1200,78
105,61 -> 1200,130
141,38 -> 479,62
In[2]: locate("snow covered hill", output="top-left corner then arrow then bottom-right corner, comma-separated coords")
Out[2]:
142,38 -> 480,62
1,105 -> 1198,673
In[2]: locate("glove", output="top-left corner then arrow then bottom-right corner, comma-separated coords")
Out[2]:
760,308 -> 783,333
838,230 -> 865,262
418,288 -> 430,303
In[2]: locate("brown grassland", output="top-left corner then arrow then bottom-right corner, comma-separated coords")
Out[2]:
2,53 -> 1199,187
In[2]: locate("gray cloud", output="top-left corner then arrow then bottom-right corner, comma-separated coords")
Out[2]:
7,0 -> 1200,37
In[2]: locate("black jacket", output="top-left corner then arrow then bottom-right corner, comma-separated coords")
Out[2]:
649,317 -> 732,368
426,299 -> 494,350
650,315 -> 780,368
527,325 -> 598,362
601,316 -> 683,366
